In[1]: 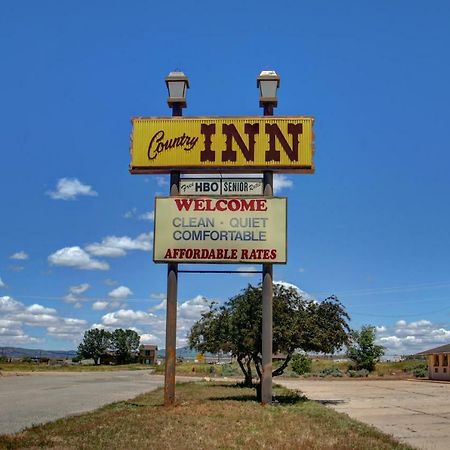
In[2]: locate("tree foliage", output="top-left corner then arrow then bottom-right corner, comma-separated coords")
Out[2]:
188,284 -> 350,387
111,329 -> 140,364
77,328 -> 141,365
346,325 -> 385,371
77,328 -> 111,365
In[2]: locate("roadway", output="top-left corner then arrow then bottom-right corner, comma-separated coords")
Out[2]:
0,370 -> 180,435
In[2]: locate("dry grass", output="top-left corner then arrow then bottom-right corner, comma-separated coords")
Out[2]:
0,382 -> 413,450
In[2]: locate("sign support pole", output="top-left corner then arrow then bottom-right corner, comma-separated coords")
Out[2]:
164,104 -> 182,406
261,103 -> 274,405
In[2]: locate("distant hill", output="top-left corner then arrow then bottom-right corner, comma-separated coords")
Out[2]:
0,346 -> 77,359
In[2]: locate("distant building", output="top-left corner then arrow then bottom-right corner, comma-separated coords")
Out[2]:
139,345 -> 158,365
417,343 -> 450,381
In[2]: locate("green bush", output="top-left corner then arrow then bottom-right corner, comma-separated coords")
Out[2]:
320,366 -> 343,377
290,353 -> 312,375
221,364 -> 239,377
348,369 -> 369,377
21,356 -> 32,363
413,366 -> 428,378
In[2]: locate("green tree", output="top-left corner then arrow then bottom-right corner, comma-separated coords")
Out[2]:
77,328 -> 111,365
188,284 -> 350,390
111,329 -> 140,364
290,353 -> 312,375
346,325 -> 385,371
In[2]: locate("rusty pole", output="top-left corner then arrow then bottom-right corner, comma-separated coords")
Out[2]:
164,104 -> 181,406
261,103 -> 274,405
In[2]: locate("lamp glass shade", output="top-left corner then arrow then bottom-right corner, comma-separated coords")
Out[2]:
167,80 -> 186,99
259,79 -> 278,99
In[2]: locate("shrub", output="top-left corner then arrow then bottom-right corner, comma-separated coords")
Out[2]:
320,367 -> 343,377
348,369 -> 369,377
413,366 -> 428,378
291,353 -> 312,375
21,356 -> 32,363
221,364 -> 239,377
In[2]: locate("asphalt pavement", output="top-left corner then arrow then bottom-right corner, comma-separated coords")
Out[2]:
0,370 -> 177,435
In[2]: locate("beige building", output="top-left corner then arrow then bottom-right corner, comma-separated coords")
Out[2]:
139,345 -> 158,365
418,343 -> 450,381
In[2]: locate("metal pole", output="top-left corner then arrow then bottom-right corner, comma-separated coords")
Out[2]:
164,105 -> 181,406
261,103 -> 274,404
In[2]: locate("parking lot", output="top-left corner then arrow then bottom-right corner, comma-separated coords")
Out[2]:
278,378 -> 450,450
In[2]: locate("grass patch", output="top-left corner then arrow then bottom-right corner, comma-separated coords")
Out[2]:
0,382 -> 413,449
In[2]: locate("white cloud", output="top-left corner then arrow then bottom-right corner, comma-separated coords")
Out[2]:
0,296 -> 22,313
273,174 -> 293,194
156,176 -> 169,187
0,295 -> 88,346
237,266 -> 259,278
92,301 -> 108,311
179,295 -> 210,320
9,251 -> 29,260
123,209 -> 154,221
376,320 -> 450,355
298,267 -> 305,273
48,246 -> 109,270
63,293 -> 79,304
0,277 -> 5,288
85,233 -> 152,258
140,333 -> 159,344
69,283 -> 90,295
26,304 -> 57,315
98,293 -> 216,348
108,286 -> 133,299
47,178 -> 98,200
124,208 -> 137,219
151,300 -> 166,312
274,280 -> 315,301
138,211 -> 154,221
150,293 -> 166,300
101,309 -> 157,326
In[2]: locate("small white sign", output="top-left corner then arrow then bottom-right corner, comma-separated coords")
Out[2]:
179,178 -> 263,196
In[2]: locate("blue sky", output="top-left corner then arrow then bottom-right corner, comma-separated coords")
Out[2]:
1,0 -> 450,355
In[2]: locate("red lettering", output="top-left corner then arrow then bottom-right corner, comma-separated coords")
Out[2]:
174,198 -> 193,211
270,249 -> 277,259
222,123 -> 259,162
200,123 -> 216,162
164,249 -> 173,258
216,199 -> 227,211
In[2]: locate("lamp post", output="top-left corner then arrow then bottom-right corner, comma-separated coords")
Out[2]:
257,70 -> 280,405
164,70 -> 189,406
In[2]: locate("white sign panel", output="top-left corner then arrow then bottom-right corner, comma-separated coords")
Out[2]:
154,196 -> 287,264
179,178 -> 263,196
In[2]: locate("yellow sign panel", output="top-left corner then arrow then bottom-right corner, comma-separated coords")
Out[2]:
130,117 -> 314,173
154,196 -> 287,264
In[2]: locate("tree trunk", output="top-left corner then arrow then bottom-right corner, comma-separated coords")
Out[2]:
237,357 -> 253,387
272,353 -> 292,377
